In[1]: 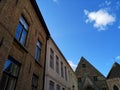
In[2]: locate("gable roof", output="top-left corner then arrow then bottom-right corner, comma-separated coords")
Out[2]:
107,62 -> 120,79
75,57 -> 105,78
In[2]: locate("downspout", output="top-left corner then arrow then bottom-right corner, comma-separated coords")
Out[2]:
42,35 -> 49,90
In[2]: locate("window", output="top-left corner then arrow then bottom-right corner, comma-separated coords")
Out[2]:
113,85 -> 119,90
61,62 -> 64,78
50,48 -> 54,69
15,16 -> 28,45
0,56 -> 20,90
102,87 -> 106,90
93,76 -> 97,81
16,0 -> 18,4
35,40 -> 41,61
62,88 -> 65,90
49,81 -> 54,90
82,64 -> 86,68
32,74 -> 38,90
56,56 -> 59,74
65,66 -> 67,81
56,84 -> 60,90
78,77 -> 81,82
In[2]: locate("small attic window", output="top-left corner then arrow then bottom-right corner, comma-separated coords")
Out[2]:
82,64 -> 86,68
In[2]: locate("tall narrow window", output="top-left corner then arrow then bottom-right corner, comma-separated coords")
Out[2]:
50,48 -> 54,69
0,56 -> 20,90
65,66 -> 67,81
82,64 -> 86,68
56,84 -> 60,90
56,55 -> 59,74
61,62 -> 64,78
78,77 -> 82,83
15,16 -> 28,45
32,74 -> 38,90
62,88 -> 65,90
93,76 -> 97,81
35,40 -> 41,61
49,81 -> 54,90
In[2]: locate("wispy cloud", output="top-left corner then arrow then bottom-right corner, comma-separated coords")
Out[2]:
115,1 -> 120,10
105,1 -> 111,6
84,9 -> 115,31
99,0 -> 111,7
118,25 -> 120,29
52,0 -> 58,3
115,56 -> 120,60
68,60 -> 77,71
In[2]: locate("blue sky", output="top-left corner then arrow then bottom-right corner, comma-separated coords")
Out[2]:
37,0 -> 120,77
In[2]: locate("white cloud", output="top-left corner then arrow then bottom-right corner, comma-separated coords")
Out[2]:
84,9 -> 115,30
115,56 -> 120,60
68,60 -> 77,71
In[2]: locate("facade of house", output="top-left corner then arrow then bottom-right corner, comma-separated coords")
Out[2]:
0,0 -> 50,90
44,37 -> 78,90
107,62 -> 120,90
75,57 -> 108,90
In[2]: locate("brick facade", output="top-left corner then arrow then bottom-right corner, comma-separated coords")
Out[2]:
0,0 -> 50,90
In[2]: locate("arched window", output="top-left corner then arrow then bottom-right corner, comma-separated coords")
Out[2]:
113,85 -> 119,90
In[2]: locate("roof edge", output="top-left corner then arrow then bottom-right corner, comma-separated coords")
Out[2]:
30,0 -> 50,38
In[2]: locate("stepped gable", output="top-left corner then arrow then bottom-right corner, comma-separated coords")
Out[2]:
107,62 -> 120,79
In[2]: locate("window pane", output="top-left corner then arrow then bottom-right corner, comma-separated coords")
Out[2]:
32,74 -> 38,90
20,29 -> 27,45
6,77 -> 16,90
4,60 -> 12,73
49,81 -> 54,90
20,17 -> 28,30
32,87 -> 37,90
0,73 -> 9,90
11,63 -> 20,77
15,16 -> 28,46
50,48 -> 54,69
1,57 -> 20,90
56,85 -> 60,90
37,41 -> 41,48
15,23 -> 23,40
4,59 -> 20,77
35,46 -> 40,61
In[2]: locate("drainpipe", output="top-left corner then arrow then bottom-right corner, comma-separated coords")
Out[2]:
42,35 -> 49,90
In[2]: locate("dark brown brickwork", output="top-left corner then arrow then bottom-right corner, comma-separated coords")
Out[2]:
0,0 -> 50,90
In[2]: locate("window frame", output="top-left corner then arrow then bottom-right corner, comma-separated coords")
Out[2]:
56,55 -> 59,74
61,62 -> 64,78
49,80 -> 54,90
15,16 -> 29,46
35,40 -> 41,62
0,56 -> 21,90
56,84 -> 60,90
93,76 -> 98,81
65,66 -> 67,81
32,74 -> 39,90
50,48 -> 54,69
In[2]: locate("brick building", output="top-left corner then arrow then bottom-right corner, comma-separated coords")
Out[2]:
0,0 -> 50,90
75,57 -> 108,90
